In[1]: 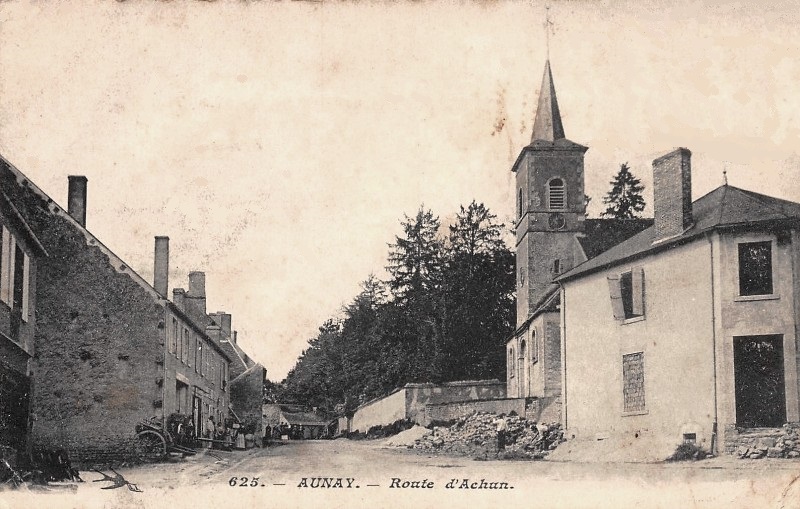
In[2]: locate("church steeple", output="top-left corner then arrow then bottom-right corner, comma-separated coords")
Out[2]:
531,60 -> 565,143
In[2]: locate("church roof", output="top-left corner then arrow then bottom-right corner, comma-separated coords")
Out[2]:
532,60 -> 565,143
578,218 -> 655,260
558,185 -> 800,282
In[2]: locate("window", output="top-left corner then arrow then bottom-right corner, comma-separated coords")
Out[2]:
171,319 -> 178,356
553,259 -> 561,275
738,241 -> 773,296
623,352 -> 646,413
196,341 -> 202,374
508,348 -> 515,378
182,329 -> 189,364
187,333 -> 193,368
531,329 -> 538,363
608,267 -> 645,321
518,188 -> 524,219
548,178 -> 565,209
0,227 -> 31,322
175,324 -> 182,360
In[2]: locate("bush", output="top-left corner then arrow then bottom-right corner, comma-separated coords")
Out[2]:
667,442 -> 710,461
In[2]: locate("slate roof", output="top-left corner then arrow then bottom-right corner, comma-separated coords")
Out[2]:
578,218 -> 655,260
558,185 -> 800,282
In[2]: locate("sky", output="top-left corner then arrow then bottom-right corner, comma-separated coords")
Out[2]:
2,0 -> 800,380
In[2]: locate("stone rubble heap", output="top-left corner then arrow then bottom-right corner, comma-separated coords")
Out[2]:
412,412 -> 564,460
734,424 -> 800,459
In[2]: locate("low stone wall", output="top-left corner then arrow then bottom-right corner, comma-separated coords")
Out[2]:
724,423 -> 800,459
423,398 -> 525,425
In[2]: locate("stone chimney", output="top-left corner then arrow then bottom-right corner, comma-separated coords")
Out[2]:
233,330 -> 237,345
172,288 -> 186,311
154,236 -> 169,297
67,176 -> 88,227
210,312 -> 232,337
187,271 -> 207,315
653,148 -> 692,242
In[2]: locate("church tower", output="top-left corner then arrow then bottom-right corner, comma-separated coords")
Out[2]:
513,61 -> 587,327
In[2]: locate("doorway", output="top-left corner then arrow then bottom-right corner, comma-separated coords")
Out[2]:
734,335 -> 786,427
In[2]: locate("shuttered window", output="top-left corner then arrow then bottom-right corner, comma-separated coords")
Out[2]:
608,267 -> 645,320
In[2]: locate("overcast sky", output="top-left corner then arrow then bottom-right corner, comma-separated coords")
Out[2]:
2,1 -> 800,380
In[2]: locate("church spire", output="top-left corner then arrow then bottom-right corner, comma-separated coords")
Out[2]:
531,60 -> 565,143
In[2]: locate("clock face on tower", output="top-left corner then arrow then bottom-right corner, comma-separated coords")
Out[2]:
548,213 -> 566,230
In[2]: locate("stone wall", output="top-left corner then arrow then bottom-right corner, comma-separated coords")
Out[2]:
405,380 -> 506,423
2,162 -> 165,465
423,398 -> 525,425
723,424 -> 800,459
230,364 -> 265,436
351,388 -> 407,433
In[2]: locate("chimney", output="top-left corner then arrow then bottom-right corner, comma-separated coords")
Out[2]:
210,312 -> 232,337
187,271 -> 207,315
233,331 -> 238,344
653,148 -> 692,242
172,288 -> 186,311
154,236 -> 169,297
67,176 -> 88,227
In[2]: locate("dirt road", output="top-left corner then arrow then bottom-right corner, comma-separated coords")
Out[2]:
2,439 -> 799,509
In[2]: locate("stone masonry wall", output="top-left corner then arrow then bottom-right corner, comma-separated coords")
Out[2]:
423,398 -> 525,425
2,163 -> 165,465
723,423 -> 800,459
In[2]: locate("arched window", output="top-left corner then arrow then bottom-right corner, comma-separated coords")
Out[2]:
548,178 -> 565,209
518,188 -> 524,219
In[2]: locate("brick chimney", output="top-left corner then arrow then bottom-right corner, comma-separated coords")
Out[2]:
67,176 -> 88,227
187,271 -> 206,315
154,236 -> 169,297
653,148 -> 692,242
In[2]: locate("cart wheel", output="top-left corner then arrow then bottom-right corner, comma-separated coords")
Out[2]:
135,430 -> 167,462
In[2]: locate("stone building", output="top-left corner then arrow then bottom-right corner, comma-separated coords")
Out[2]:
0,155 -> 232,464
557,148 -> 800,456
505,61 -> 650,421
0,190 -> 46,463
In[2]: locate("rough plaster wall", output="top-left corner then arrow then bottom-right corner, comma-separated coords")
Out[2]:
2,165 -> 164,464
230,365 -> 265,435
351,389 -> 407,432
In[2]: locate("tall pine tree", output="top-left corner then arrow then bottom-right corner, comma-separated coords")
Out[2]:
601,163 -> 646,219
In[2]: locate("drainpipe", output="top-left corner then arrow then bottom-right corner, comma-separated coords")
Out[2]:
706,233 -> 719,455
559,282 -> 568,431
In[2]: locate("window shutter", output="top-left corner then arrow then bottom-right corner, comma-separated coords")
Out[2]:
607,275 -> 625,320
0,227 -> 10,305
632,267 -> 645,316
22,254 -> 30,321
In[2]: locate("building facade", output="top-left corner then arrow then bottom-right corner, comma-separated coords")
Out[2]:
558,148 -> 800,454
0,156 -> 232,464
0,191 -> 46,463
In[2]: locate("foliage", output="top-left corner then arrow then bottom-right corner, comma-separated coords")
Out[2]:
601,163 -> 646,219
276,200 -> 515,414
666,442 -> 711,461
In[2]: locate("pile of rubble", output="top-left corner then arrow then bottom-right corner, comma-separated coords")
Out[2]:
734,424 -> 800,459
412,412 -> 564,460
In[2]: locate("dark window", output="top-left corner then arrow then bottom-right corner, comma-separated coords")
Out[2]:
738,241 -> 773,296
548,179 -> 565,209
623,352 -> 645,412
12,245 -> 24,311
553,259 -> 561,274
518,188 -> 523,219
609,268 -> 645,320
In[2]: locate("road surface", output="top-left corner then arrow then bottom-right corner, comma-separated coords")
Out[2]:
2,439 -> 799,509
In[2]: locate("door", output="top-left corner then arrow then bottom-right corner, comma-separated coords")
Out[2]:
734,335 -> 786,427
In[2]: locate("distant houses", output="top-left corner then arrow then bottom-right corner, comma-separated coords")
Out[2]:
0,155 -> 265,466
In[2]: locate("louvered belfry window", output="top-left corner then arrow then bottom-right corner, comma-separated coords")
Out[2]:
548,179 -> 565,209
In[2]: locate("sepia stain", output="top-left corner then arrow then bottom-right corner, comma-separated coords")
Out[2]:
237,74 -> 249,83
491,86 -> 507,137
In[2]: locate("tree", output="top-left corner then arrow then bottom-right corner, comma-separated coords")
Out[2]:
386,206 -> 443,302
601,163 -> 646,219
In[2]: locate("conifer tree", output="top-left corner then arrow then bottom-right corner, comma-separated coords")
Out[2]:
601,163 -> 646,219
